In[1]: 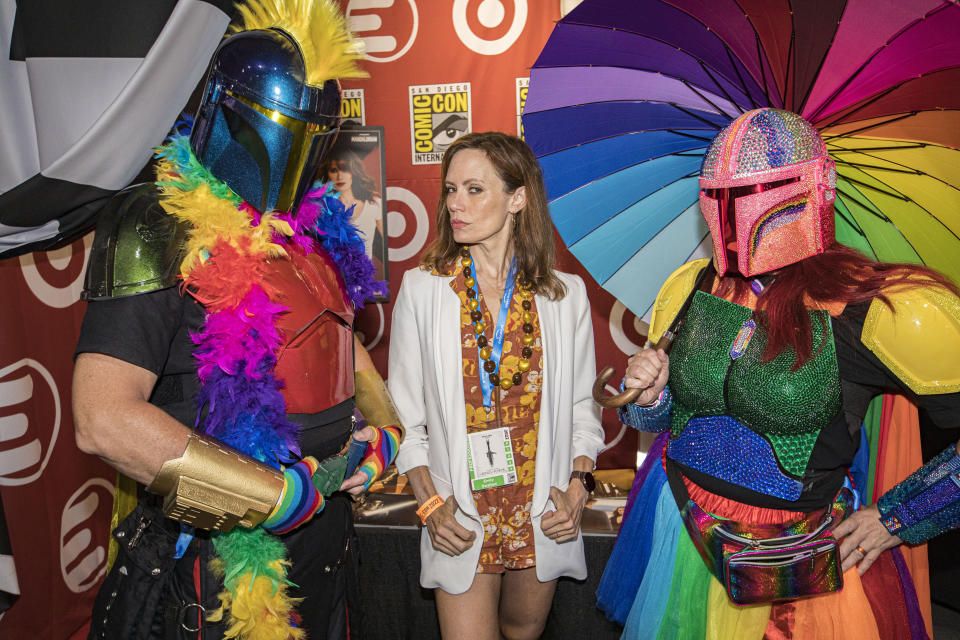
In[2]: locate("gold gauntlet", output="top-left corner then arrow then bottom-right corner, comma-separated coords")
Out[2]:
147,432 -> 284,532
354,369 -> 404,437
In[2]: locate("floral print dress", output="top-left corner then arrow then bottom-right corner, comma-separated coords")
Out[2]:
450,264 -> 544,573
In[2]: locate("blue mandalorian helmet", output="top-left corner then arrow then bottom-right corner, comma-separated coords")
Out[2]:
190,28 -> 342,214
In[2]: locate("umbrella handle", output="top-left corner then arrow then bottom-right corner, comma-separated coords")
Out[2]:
593,333 -> 675,409
592,366 -> 641,409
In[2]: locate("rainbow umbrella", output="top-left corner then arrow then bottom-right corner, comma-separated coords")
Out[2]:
523,0 -> 960,319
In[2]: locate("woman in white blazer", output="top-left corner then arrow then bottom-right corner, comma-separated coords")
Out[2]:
388,132 -> 605,640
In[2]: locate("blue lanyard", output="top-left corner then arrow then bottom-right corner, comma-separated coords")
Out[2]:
467,253 -> 518,408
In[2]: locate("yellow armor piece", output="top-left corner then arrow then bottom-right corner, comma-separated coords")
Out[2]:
648,258 -> 711,344
861,284 -> 960,395
106,473 -> 139,572
354,369 -> 404,437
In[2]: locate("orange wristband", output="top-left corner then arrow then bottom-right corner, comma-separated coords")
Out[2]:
416,494 -> 444,525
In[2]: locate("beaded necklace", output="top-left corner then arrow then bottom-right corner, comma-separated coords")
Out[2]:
460,248 -> 535,427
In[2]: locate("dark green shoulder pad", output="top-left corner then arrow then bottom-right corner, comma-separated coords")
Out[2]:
82,183 -> 190,300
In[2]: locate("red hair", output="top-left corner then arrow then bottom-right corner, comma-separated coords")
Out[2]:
713,244 -> 960,369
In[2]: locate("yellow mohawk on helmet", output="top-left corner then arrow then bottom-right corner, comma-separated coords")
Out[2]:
232,0 -> 368,86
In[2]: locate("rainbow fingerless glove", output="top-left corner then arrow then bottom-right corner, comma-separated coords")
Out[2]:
262,456 -> 325,535
357,426 -> 402,490
878,444 -> 960,544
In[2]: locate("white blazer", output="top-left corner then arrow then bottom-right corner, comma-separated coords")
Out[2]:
388,267 -> 605,594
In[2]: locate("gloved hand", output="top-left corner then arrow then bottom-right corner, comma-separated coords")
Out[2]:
356,425 -> 402,490
262,457 -> 324,534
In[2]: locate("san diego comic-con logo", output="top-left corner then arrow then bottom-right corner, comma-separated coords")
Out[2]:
453,0 -> 528,56
409,83 -> 472,165
346,0 -> 419,63
0,358 -> 61,486
516,77 -> 528,138
60,477 -> 114,593
341,88 -> 365,126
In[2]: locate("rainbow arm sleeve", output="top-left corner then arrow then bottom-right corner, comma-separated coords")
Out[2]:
357,426 -> 402,490
262,457 -> 325,535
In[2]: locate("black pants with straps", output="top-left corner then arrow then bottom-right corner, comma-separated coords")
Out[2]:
87,494 -> 359,640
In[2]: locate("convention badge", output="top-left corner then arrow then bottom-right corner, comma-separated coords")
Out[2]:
311,454 -> 349,496
467,427 -> 518,491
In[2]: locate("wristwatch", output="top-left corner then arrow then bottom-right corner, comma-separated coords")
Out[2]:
570,470 -> 596,493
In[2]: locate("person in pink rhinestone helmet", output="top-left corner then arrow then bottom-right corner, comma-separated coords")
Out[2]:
698,108 -> 837,277
597,108 -> 960,638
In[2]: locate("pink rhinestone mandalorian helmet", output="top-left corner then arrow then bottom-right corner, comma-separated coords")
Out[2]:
698,108 -> 837,277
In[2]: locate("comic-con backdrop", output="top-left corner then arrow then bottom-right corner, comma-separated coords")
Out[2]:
0,1 -> 642,636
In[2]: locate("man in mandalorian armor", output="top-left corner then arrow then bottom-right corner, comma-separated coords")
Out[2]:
73,2 -> 401,638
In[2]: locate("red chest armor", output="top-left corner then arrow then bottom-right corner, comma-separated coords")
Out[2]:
262,246 -> 355,414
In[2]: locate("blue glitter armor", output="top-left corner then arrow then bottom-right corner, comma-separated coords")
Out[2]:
669,415 -> 805,499
878,445 -> 960,544
618,384 -> 672,433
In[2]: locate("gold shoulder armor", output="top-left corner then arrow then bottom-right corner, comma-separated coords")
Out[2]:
648,258 -> 711,344
82,183 -> 190,300
861,284 -> 960,394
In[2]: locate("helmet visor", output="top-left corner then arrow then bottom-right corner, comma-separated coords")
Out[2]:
200,90 -> 338,213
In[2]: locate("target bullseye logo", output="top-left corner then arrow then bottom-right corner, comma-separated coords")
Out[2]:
453,0 -> 527,56
19,234 -> 92,309
608,301 -> 648,357
346,0 -> 419,63
60,478 -> 114,593
0,358 -> 60,486
386,186 -> 430,264
355,303 -> 386,351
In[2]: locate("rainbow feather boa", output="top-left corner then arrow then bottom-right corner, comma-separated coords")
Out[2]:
154,130 -> 384,639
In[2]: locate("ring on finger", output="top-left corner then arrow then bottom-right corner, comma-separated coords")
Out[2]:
856,545 -> 867,555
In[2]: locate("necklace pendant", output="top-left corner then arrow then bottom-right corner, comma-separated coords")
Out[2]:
730,318 -> 756,360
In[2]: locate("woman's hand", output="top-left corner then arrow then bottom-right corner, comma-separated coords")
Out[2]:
624,348 -> 669,406
540,484 -> 589,543
425,496 -> 476,556
832,504 -> 902,575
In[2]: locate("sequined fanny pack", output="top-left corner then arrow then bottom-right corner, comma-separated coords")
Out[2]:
665,458 -> 851,605
694,499 -> 844,605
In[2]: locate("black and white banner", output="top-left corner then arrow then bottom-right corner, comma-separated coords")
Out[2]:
0,0 -> 233,259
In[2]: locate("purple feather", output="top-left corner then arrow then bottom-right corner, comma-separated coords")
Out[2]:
198,360 -> 300,463
306,184 -> 387,307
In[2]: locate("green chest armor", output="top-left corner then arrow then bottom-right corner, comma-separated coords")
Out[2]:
666,292 -> 841,497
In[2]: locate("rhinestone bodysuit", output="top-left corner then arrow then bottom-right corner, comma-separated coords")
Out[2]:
666,291 -> 841,500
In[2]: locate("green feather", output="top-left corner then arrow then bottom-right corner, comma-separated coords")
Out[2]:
211,527 -> 292,595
